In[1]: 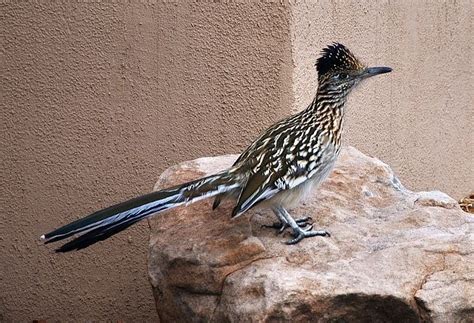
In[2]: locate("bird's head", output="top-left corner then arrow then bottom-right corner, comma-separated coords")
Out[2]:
316,43 -> 391,94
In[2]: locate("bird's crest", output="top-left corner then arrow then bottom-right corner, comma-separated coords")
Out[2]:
316,43 -> 364,78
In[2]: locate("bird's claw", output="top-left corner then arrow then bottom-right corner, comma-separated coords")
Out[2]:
262,216 -> 313,234
296,216 -> 313,226
285,227 -> 330,245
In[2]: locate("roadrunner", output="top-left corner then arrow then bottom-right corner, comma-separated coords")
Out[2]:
41,43 -> 391,252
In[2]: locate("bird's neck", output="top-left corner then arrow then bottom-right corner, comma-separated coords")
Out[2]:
300,87 -> 347,149
306,87 -> 347,122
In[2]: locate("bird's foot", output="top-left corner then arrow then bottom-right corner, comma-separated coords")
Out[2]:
262,216 -> 312,234
285,226 -> 330,245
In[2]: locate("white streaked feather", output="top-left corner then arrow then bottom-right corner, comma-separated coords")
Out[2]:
45,175 -> 238,242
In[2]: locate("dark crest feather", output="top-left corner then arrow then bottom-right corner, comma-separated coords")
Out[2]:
316,43 -> 362,77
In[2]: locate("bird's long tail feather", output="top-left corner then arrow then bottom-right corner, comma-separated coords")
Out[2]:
41,170 -> 238,252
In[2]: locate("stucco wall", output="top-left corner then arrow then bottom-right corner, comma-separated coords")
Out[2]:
0,2 -> 292,321
291,0 -> 473,198
1,1 -> 472,322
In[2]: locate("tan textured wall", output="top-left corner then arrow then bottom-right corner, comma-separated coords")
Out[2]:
0,2 -> 292,321
291,0 -> 473,199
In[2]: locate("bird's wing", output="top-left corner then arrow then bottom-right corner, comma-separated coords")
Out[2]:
213,116 -> 294,210
231,131 -> 337,217
231,157 -> 310,218
231,170 -> 280,217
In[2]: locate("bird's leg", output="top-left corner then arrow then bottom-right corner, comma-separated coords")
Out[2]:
262,210 -> 312,234
274,206 -> 330,244
261,209 -> 289,233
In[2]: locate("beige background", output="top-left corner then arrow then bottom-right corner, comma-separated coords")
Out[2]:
0,1 -> 472,322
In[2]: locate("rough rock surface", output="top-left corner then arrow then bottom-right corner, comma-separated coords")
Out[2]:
147,146 -> 473,322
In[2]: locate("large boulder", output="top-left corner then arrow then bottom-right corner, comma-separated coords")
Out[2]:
147,146 -> 473,322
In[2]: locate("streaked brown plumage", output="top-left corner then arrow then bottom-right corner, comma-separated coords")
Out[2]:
42,43 -> 392,251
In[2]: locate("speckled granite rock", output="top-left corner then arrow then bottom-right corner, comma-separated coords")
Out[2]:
147,146 -> 473,322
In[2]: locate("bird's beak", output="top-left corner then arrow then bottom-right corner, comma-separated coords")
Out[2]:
363,66 -> 392,78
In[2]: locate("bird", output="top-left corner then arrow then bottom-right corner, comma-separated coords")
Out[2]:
41,43 -> 392,252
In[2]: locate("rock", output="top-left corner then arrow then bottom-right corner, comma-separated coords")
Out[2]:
147,146 -> 473,322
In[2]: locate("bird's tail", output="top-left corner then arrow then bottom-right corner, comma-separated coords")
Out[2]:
41,170 -> 239,252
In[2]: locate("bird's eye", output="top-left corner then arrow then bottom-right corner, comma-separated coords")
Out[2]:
335,73 -> 349,80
